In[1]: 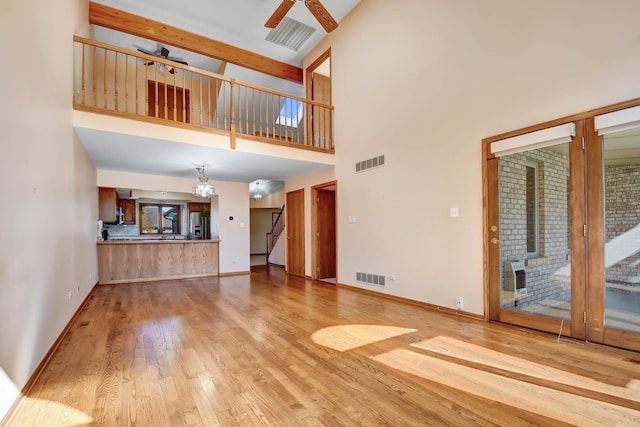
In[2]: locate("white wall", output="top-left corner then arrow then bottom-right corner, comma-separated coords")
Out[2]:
0,0 -> 95,421
302,0 -> 640,315
250,188 -> 284,209
98,170 -> 250,274
268,234 -> 285,266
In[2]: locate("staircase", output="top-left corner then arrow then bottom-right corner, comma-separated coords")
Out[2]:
266,205 -> 285,263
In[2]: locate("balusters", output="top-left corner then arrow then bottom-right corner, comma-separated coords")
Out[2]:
73,37 -> 334,153
245,86 -> 249,136
259,91 -> 263,137
135,53 -> 139,115
114,51 -> 118,111
102,48 -> 107,108
124,54 -> 129,113
252,88 -> 256,137
80,43 -> 86,105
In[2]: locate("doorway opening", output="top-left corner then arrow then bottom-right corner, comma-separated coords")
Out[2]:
286,189 -> 305,277
306,48 -> 332,150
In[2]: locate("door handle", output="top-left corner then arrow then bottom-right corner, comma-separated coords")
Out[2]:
490,238 -> 500,244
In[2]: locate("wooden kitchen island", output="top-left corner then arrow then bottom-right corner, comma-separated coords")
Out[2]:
97,240 -> 219,284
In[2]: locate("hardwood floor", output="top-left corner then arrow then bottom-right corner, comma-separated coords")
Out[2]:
6,265 -> 640,426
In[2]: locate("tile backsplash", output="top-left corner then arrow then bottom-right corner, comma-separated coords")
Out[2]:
105,224 -> 139,236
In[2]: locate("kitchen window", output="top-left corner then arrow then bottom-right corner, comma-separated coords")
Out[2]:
140,203 -> 182,234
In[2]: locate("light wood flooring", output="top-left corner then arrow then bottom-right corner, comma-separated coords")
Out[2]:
6,265 -> 640,426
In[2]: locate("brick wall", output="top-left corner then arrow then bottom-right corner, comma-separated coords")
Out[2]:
604,164 -> 640,285
499,147 -> 571,314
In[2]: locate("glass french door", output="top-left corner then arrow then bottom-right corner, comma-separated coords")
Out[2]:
487,121 -> 586,339
488,106 -> 640,351
587,116 -> 640,351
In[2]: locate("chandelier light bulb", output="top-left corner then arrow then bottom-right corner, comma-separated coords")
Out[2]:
192,166 -> 215,198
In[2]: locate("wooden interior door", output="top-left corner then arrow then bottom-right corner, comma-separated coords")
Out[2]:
316,188 -> 336,280
286,189 -> 305,277
311,73 -> 331,149
147,81 -> 190,123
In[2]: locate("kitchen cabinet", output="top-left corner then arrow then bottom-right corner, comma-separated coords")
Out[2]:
99,187 -> 119,223
97,240 -> 220,284
189,202 -> 211,216
188,202 -> 203,213
120,199 -> 136,225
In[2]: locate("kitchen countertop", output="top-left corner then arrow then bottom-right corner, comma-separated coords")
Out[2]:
98,239 -> 220,245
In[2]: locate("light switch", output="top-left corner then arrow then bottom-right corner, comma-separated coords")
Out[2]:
450,208 -> 459,217
347,215 -> 356,224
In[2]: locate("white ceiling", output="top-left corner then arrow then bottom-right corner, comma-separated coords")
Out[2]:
80,0 -> 358,195
76,127 -> 330,181
91,0 -> 359,95
604,127 -> 640,166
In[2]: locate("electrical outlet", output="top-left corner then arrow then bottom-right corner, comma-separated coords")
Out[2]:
388,274 -> 396,281
68,291 -> 73,301
456,296 -> 464,310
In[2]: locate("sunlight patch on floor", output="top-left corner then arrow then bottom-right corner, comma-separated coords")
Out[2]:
10,397 -> 94,426
311,325 -> 417,352
373,347 -> 640,426
412,336 -> 640,402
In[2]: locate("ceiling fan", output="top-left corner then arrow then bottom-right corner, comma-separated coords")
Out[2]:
137,46 -> 188,74
265,0 -> 338,33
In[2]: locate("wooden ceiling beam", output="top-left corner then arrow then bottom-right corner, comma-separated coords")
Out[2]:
89,2 -> 303,83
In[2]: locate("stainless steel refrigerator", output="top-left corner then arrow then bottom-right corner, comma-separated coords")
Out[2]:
189,212 -> 210,240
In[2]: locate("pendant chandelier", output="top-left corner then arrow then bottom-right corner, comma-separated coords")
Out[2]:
253,181 -> 263,200
192,166 -> 215,198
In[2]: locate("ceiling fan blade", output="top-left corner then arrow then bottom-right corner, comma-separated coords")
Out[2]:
144,60 -> 155,67
137,47 -> 155,56
305,0 -> 338,32
171,59 -> 189,66
265,0 -> 296,28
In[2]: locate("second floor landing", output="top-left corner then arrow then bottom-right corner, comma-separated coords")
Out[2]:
73,36 -> 335,183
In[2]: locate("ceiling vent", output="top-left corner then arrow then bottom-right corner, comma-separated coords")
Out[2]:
265,17 -> 316,51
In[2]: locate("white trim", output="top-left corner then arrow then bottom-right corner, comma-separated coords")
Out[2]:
491,123 -> 575,157
594,105 -> 640,136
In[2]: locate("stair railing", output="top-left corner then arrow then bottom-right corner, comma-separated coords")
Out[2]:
266,205 -> 285,261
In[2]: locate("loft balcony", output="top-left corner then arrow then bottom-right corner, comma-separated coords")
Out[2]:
72,36 -> 334,155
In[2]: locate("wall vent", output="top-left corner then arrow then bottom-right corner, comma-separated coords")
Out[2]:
265,17 -> 316,51
356,272 -> 386,286
355,155 -> 385,173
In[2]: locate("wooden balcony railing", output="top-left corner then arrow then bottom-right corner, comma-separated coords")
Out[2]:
73,36 -> 334,153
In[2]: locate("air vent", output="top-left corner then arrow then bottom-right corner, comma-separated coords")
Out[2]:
356,155 -> 385,173
356,272 -> 386,287
265,17 -> 316,51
